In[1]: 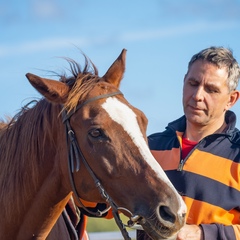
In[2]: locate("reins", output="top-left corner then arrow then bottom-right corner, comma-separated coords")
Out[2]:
62,91 -> 138,240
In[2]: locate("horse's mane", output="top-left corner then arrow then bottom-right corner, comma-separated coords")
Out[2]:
0,55 -> 100,220
0,120 -> 8,130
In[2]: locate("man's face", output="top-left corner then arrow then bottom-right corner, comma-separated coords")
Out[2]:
182,60 -> 232,127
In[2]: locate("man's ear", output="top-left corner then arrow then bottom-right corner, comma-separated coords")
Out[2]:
226,90 -> 240,109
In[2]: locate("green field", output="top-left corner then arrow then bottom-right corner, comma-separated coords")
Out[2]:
87,214 -> 131,232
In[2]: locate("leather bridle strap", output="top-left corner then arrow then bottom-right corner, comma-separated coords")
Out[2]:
62,91 -> 132,240
62,91 -> 123,122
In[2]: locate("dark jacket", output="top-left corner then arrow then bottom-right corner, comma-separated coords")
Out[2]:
138,110 -> 240,240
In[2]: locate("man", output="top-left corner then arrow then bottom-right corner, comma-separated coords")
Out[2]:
138,46 -> 240,239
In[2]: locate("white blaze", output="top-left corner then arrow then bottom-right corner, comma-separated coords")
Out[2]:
102,97 -> 186,214
102,97 -> 170,183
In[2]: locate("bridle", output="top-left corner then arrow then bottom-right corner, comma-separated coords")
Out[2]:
62,91 -> 141,240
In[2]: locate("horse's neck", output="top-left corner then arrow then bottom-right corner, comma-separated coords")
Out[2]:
16,170 -> 72,240
16,111 -> 72,240
1,105 -> 72,240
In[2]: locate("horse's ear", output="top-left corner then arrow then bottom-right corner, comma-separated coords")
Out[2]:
26,73 -> 69,103
102,49 -> 126,88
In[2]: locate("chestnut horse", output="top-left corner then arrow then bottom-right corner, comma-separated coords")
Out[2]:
0,49 -> 186,240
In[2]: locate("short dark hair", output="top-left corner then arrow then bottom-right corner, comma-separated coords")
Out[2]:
187,47 -> 240,91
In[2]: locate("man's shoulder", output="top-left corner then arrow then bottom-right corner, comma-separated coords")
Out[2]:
148,128 -> 174,141
148,116 -> 185,141
230,128 -> 240,145
147,128 -> 177,150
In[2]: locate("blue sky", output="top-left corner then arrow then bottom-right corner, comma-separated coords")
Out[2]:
1,0 -> 240,134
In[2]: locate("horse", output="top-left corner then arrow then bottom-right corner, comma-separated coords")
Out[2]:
0,49 -> 186,240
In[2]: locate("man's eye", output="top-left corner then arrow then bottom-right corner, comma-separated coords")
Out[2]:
207,88 -> 218,93
189,81 -> 198,86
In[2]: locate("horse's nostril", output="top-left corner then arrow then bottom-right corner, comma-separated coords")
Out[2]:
159,205 -> 176,224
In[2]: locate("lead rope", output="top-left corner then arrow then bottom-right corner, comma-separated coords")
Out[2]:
62,208 -> 79,240
64,118 -> 132,240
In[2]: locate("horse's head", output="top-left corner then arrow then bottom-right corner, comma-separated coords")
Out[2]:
26,49 -> 186,239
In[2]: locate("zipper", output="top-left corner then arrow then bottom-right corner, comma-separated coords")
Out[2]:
177,159 -> 184,171
177,137 -> 204,171
177,141 -> 184,171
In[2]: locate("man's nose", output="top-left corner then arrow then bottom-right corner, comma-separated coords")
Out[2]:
192,87 -> 204,101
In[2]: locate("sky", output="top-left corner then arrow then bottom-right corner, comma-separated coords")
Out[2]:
1,0 -> 240,134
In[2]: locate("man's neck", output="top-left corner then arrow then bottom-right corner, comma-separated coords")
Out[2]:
184,120 -> 227,142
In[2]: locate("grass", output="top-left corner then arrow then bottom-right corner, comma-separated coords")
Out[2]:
86,215 -> 134,233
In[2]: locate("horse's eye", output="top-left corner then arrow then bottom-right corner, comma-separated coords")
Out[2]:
89,129 -> 102,138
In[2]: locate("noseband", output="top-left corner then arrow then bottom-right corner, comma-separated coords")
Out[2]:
62,91 -> 139,240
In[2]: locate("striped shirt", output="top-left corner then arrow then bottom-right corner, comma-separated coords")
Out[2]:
148,110 -> 240,240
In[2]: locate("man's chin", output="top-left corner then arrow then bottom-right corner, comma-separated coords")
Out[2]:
186,115 -> 207,126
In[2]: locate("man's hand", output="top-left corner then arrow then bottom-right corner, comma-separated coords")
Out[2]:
176,224 -> 203,240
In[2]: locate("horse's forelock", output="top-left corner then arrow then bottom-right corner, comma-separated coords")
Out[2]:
61,57 -> 101,113
60,55 -> 98,86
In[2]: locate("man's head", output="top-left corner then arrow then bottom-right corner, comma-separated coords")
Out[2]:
187,46 -> 240,92
182,46 -> 240,130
